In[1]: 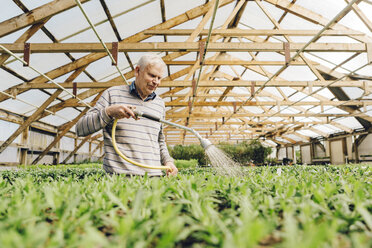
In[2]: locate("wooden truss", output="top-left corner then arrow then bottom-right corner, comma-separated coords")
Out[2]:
0,0 -> 371,163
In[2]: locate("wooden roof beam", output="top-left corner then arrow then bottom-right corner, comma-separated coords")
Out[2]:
18,80 -> 370,90
0,0 -> 235,103
0,89 -> 63,154
0,42 -> 367,53
99,0 -> 134,70
263,0 -> 369,43
0,0 -> 92,38
144,29 -> 365,36
346,0 -> 372,32
0,18 -> 50,66
32,105 -> 93,164
164,60 -> 314,65
0,108 -> 76,138
52,98 -> 364,109
166,112 -> 360,118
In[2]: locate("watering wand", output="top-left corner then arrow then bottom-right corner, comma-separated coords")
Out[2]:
134,110 -> 212,150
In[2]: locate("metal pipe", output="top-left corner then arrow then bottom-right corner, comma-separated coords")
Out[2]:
74,0 -> 130,85
135,110 -> 212,149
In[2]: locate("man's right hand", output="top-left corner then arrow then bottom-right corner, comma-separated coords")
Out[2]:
106,105 -> 138,119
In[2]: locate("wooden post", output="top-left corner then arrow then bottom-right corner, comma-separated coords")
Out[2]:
354,136 -> 359,163
276,145 -> 280,160
367,43 -> 372,64
53,152 -> 60,165
310,142 -> 314,164
325,139 -> 330,157
88,139 -> 92,162
74,137 -> 77,164
346,136 -> 353,162
20,127 -> 29,165
192,79 -> 196,97
284,42 -> 290,65
199,41 -> 205,64
292,146 -> 297,164
251,81 -> 255,97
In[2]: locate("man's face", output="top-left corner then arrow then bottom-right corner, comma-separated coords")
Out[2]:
135,63 -> 164,99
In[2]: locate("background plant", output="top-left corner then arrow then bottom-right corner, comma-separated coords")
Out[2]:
168,144 -> 207,165
218,140 -> 272,165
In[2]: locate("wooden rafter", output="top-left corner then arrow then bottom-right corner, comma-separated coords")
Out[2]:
32,107 -> 91,165
0,0 -> 235,104
0,42 -> 368,53
144,29 -> 365,36
0,0 -> 371,153
0,0 -> 92,38
0,89 -> 63,154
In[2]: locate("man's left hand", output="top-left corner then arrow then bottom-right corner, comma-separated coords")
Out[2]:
165,162 -> 178,176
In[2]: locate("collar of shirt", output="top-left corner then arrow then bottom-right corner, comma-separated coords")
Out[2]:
129,81 -> 156,102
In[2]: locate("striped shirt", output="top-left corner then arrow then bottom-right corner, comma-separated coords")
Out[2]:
76,84 -> 173,176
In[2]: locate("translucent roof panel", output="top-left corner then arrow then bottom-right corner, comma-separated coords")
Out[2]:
0,0 -> 371,147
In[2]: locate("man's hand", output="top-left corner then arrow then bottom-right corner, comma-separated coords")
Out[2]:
106,105 -> 138,119
165,161 -> 178,176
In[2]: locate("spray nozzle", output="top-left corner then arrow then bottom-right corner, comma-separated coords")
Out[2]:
200,138 -> 212,149
135,110 -> 213,150
134,110 -> 160,122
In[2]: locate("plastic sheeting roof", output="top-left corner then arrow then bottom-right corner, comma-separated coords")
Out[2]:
0,0 -> 371,146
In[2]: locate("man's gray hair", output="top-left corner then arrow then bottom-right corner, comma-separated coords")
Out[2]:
137,53 -> 166,71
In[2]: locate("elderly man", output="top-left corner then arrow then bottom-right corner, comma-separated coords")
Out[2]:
76,53 -> 178,176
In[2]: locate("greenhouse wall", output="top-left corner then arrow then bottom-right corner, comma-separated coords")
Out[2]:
28,130 -> 55,150
0,120 -> 102,165
80,142 -> 90,154
28,153 -> 54,165
301,145 -> 311,164
330,140 -> 345,165
268,148 -> 276,159
60,137 -> 75,152
313,143 -> 326,159
286,147 -> 293,160
277,147 -> 287,160
0,146 -> 19,164
358,133 -> 372,162
0,120 -> 20,143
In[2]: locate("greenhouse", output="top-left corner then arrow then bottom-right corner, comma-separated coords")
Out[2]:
0,0 -> 371,247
